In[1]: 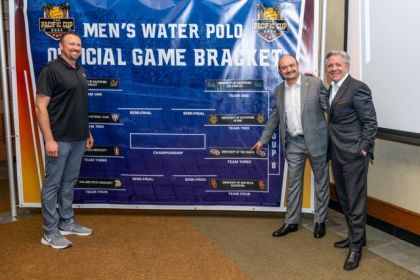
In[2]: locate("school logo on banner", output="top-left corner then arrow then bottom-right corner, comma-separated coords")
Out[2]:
39,2 -> 74,40
254,4 -> 288,42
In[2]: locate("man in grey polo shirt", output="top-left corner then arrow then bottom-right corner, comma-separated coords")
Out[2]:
35,32 -> 93,249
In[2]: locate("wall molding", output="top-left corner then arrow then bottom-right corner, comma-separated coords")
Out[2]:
330,184 -> 420,235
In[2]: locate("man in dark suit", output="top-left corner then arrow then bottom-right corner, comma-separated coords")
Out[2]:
325,50 -> 377,271
252,55 -> 330,239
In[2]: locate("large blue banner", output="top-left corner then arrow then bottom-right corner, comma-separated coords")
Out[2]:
16,0 -> 318,210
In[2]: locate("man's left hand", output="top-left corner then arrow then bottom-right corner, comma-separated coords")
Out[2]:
86,134 -> 94,149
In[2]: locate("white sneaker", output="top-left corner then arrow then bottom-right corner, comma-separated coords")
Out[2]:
59,223 -> 93,236
41,232 -> 72,249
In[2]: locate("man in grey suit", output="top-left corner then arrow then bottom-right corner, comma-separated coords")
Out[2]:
325,50 -> 377,271
252,55 -> 330,238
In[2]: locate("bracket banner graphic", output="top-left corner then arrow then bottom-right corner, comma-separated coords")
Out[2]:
11,0 -> 318,210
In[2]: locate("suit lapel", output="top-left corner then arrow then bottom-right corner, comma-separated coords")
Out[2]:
300,75 -> 309,117
330,75 -> 351,110
279,83 -> 286,123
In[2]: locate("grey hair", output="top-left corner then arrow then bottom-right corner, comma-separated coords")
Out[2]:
325,50 -> 350,65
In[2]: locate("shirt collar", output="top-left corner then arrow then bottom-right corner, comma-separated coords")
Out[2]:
58,55 -> 80,70
285,74 -> 301,88
331,73 -> 349,88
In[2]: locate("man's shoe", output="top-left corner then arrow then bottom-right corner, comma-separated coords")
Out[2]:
59,223 -> 93,236
313,222 -> 326,238
41,232 -> 72,249
334,238 -> 366,248
272,223 -> 298,237
343,250 -> 362,271
334,238 -> 350,248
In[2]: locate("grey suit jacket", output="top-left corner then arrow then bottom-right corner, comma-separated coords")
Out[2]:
259,74 -> 328,157
327,75 -> 377,164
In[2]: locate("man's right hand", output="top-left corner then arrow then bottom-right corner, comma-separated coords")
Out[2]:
251,141 -> 264,153
45,139 -> 59,158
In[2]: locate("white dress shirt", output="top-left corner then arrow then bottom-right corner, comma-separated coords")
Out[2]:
284,75 -> 303,136
329,73 -> 349,105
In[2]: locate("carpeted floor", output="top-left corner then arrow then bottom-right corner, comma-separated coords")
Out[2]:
186,213 -> 419,280
0,180 -> 418,280
0,210 -> 249,279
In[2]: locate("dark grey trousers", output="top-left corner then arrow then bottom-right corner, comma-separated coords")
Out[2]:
284,134 -> 330,224
331,155 -> 369,252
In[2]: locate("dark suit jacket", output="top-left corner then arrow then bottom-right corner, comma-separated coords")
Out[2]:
260,74 -> 328,158
327,75 -> 377,164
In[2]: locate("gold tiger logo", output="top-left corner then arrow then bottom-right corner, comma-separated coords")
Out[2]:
263,8 -> 278,20
49,7 -> 64,19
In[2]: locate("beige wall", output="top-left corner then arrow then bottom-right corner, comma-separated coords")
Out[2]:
324,0 -> 345,59
369,140 -> 420,212
325,0 -> 420,214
